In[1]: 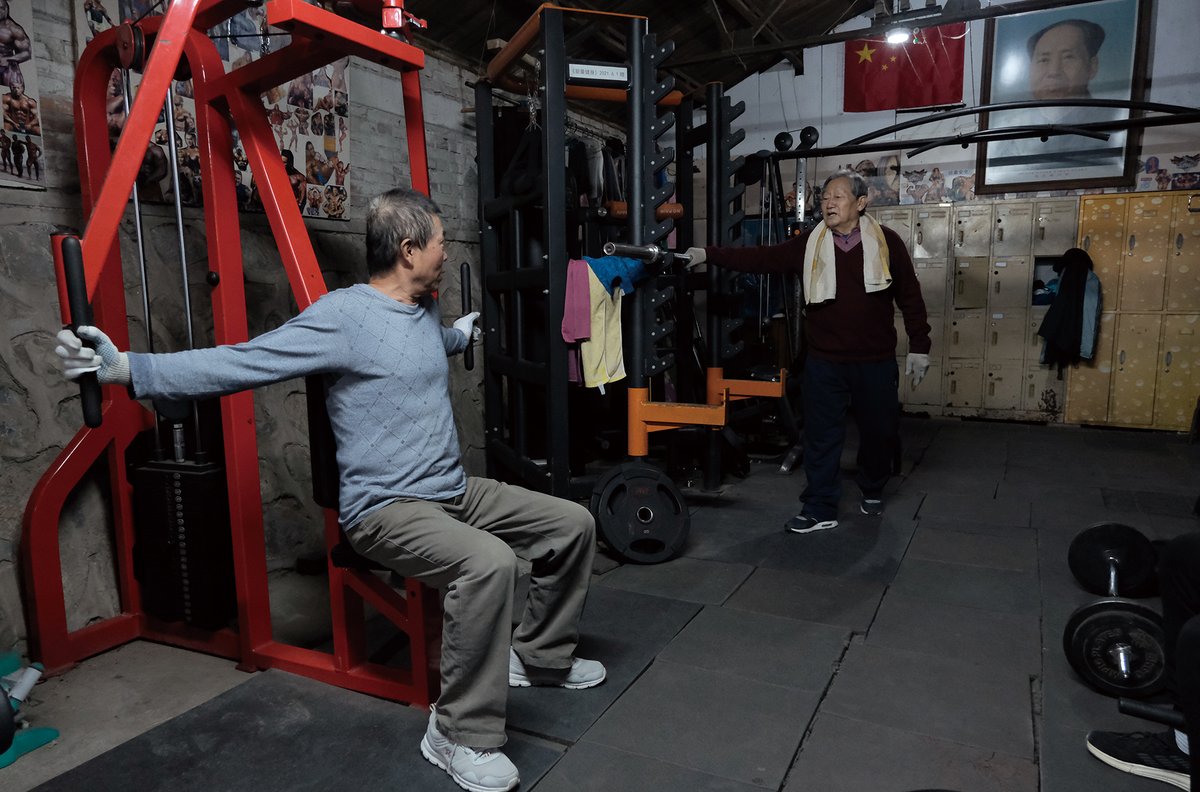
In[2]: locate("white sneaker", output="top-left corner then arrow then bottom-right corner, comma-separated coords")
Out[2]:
508,647 -> 606,689
420,707 -> 519,792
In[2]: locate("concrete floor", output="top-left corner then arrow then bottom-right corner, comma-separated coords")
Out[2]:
5,416 -> 1199,792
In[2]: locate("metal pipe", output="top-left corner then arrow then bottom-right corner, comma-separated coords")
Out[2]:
163,79 -> 204,457
122,68 -> 163,457
626,16 -> 646,390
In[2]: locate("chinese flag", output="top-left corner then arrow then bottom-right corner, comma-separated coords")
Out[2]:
843,23 -> 965,112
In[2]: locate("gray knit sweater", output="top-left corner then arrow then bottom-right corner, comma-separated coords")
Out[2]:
128,284 -> 469,527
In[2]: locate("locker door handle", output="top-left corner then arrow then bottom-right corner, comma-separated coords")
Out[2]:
957,230 -> 964,245
916,229 -> 923,245
1178,233 -> 1185,253
1028,384 -> 1035,398
1128,234 -> 1136,254
1039,224 -> 1046,240
1083,234 -> 1091,251
997,227 -> 1004,242
1119,349 -> 1126,365
992,332 -> 998,346
957,279 -> 964,294
1165,351 -> 1173,367
953,331 -> 960,345
994,280 -> 1001,294
989,382 -> 995,396
950,380 -> 957,394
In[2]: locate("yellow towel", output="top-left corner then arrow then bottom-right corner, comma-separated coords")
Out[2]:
802,214 -> 892,304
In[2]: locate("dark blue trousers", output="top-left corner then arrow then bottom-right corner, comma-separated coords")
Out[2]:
800,356 -> 899,521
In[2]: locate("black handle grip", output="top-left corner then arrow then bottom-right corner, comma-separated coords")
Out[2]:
461,261 -> 474,371
61,235 -> 102,428
1117,698 -> 1186,729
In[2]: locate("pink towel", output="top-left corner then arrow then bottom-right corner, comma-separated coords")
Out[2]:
562,259 -> 592,383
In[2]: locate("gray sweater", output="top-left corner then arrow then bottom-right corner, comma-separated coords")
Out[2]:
128,284 -> 469,527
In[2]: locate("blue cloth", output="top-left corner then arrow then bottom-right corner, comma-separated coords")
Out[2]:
1080,270 -> 1102,359
581,255 -> 647,296
128,284 -> 469,528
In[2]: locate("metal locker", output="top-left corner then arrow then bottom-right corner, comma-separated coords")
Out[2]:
1066,312 -> 1116,424
1119,195 -> 1173,312
953,204 -> 993,257
1027,307 -> 1049,363
1110,313 -> 1163,427
899,357 -> 942,406
983,361 -> 1023,410
1078,196 -> 1127,301
1033,198 -> 1079,256
926,314 -> 946,361
944,359 -> 983,408
1153,314 -> 1200,431
912,206 -> 951,259
874,207 -> 913,250
986,310 -> 1028,361
993,202 -> 1034,257
914,259 -> 949,313
988,258 -> 1031,310
1166,194 -> 1200,312
947,310 -> 985,358
953,257 -> 989,309
1023,364 -> 1065,417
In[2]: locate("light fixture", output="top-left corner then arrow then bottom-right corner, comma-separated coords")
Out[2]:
886,25 -> 912,44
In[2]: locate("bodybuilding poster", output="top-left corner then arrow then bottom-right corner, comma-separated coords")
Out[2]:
73,0 -> 351,219
0,0 -> 48,189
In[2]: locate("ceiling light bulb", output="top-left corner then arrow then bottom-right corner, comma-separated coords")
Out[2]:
886,26 -> 911,44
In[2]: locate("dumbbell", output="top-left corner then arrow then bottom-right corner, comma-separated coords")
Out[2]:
1062,522 -> 1167,699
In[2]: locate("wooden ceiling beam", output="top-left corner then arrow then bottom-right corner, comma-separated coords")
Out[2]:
717,0 -> 804,73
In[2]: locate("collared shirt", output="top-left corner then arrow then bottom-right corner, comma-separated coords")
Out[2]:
832,225 -> 861,253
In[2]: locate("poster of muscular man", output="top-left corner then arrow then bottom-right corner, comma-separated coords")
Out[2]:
0,0 -> 47,189
72,0 -> 351,219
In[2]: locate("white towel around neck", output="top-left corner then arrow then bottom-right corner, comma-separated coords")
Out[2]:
802,214 -> 892,305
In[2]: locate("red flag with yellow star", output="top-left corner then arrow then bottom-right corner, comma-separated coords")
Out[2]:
843,23 -> 965,112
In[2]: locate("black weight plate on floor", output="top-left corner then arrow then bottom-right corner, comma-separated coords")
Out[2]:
1062,598 -> 1166,699
0,697 -> 14,754
1068,522 -> 1158,597
590,462 -> 689,564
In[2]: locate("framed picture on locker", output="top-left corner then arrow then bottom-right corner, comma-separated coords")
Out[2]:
975,0 -> 1152,194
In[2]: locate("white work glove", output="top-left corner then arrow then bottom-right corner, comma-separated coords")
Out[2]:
905,352 -> 930,388
453,311 -> 481,344
683,247 -> 707,269
54,325 -> 131,386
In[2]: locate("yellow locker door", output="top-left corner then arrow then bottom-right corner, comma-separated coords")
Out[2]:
1120,195 -> 1173,312
1110,313 -> 1163,426
1166,194 -> 1200,312
1066,312 -> 1116,424
1079,196 -> 1126,305
1154,314 -> 1200,431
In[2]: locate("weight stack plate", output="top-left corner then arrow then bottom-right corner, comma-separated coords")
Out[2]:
132,459 -> 237,630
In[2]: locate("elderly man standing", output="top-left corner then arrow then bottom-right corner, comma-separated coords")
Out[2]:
688,170 -> 930,533
54,187 -> 605,792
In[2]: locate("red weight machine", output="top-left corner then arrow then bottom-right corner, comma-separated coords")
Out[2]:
22,0 -> 440,706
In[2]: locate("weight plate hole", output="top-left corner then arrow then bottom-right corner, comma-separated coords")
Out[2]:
636,506 -> 654,523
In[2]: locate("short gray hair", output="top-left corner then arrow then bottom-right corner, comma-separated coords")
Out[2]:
366,188 -> 442,277
822,170 -> 869,199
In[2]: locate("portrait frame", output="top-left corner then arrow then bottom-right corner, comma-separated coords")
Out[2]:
975,0 -> 1151,194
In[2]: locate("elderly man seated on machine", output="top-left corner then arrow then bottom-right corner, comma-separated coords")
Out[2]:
53,187 -> 605,792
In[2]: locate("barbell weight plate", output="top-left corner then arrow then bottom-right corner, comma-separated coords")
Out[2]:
589,462 -> 689,565
1062,598 -> 1167,699
1067,522 -> 1158,598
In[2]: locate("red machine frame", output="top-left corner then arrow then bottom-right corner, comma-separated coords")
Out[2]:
22,0 -> 440,706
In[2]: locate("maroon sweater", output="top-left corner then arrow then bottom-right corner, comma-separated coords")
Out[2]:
705,225 -> 931,363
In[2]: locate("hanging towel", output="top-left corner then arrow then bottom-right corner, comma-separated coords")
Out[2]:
562,259 -> 593,384
801,213 -> 892,304
1038,247 -> 1103,375
581,267 -> 626,390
